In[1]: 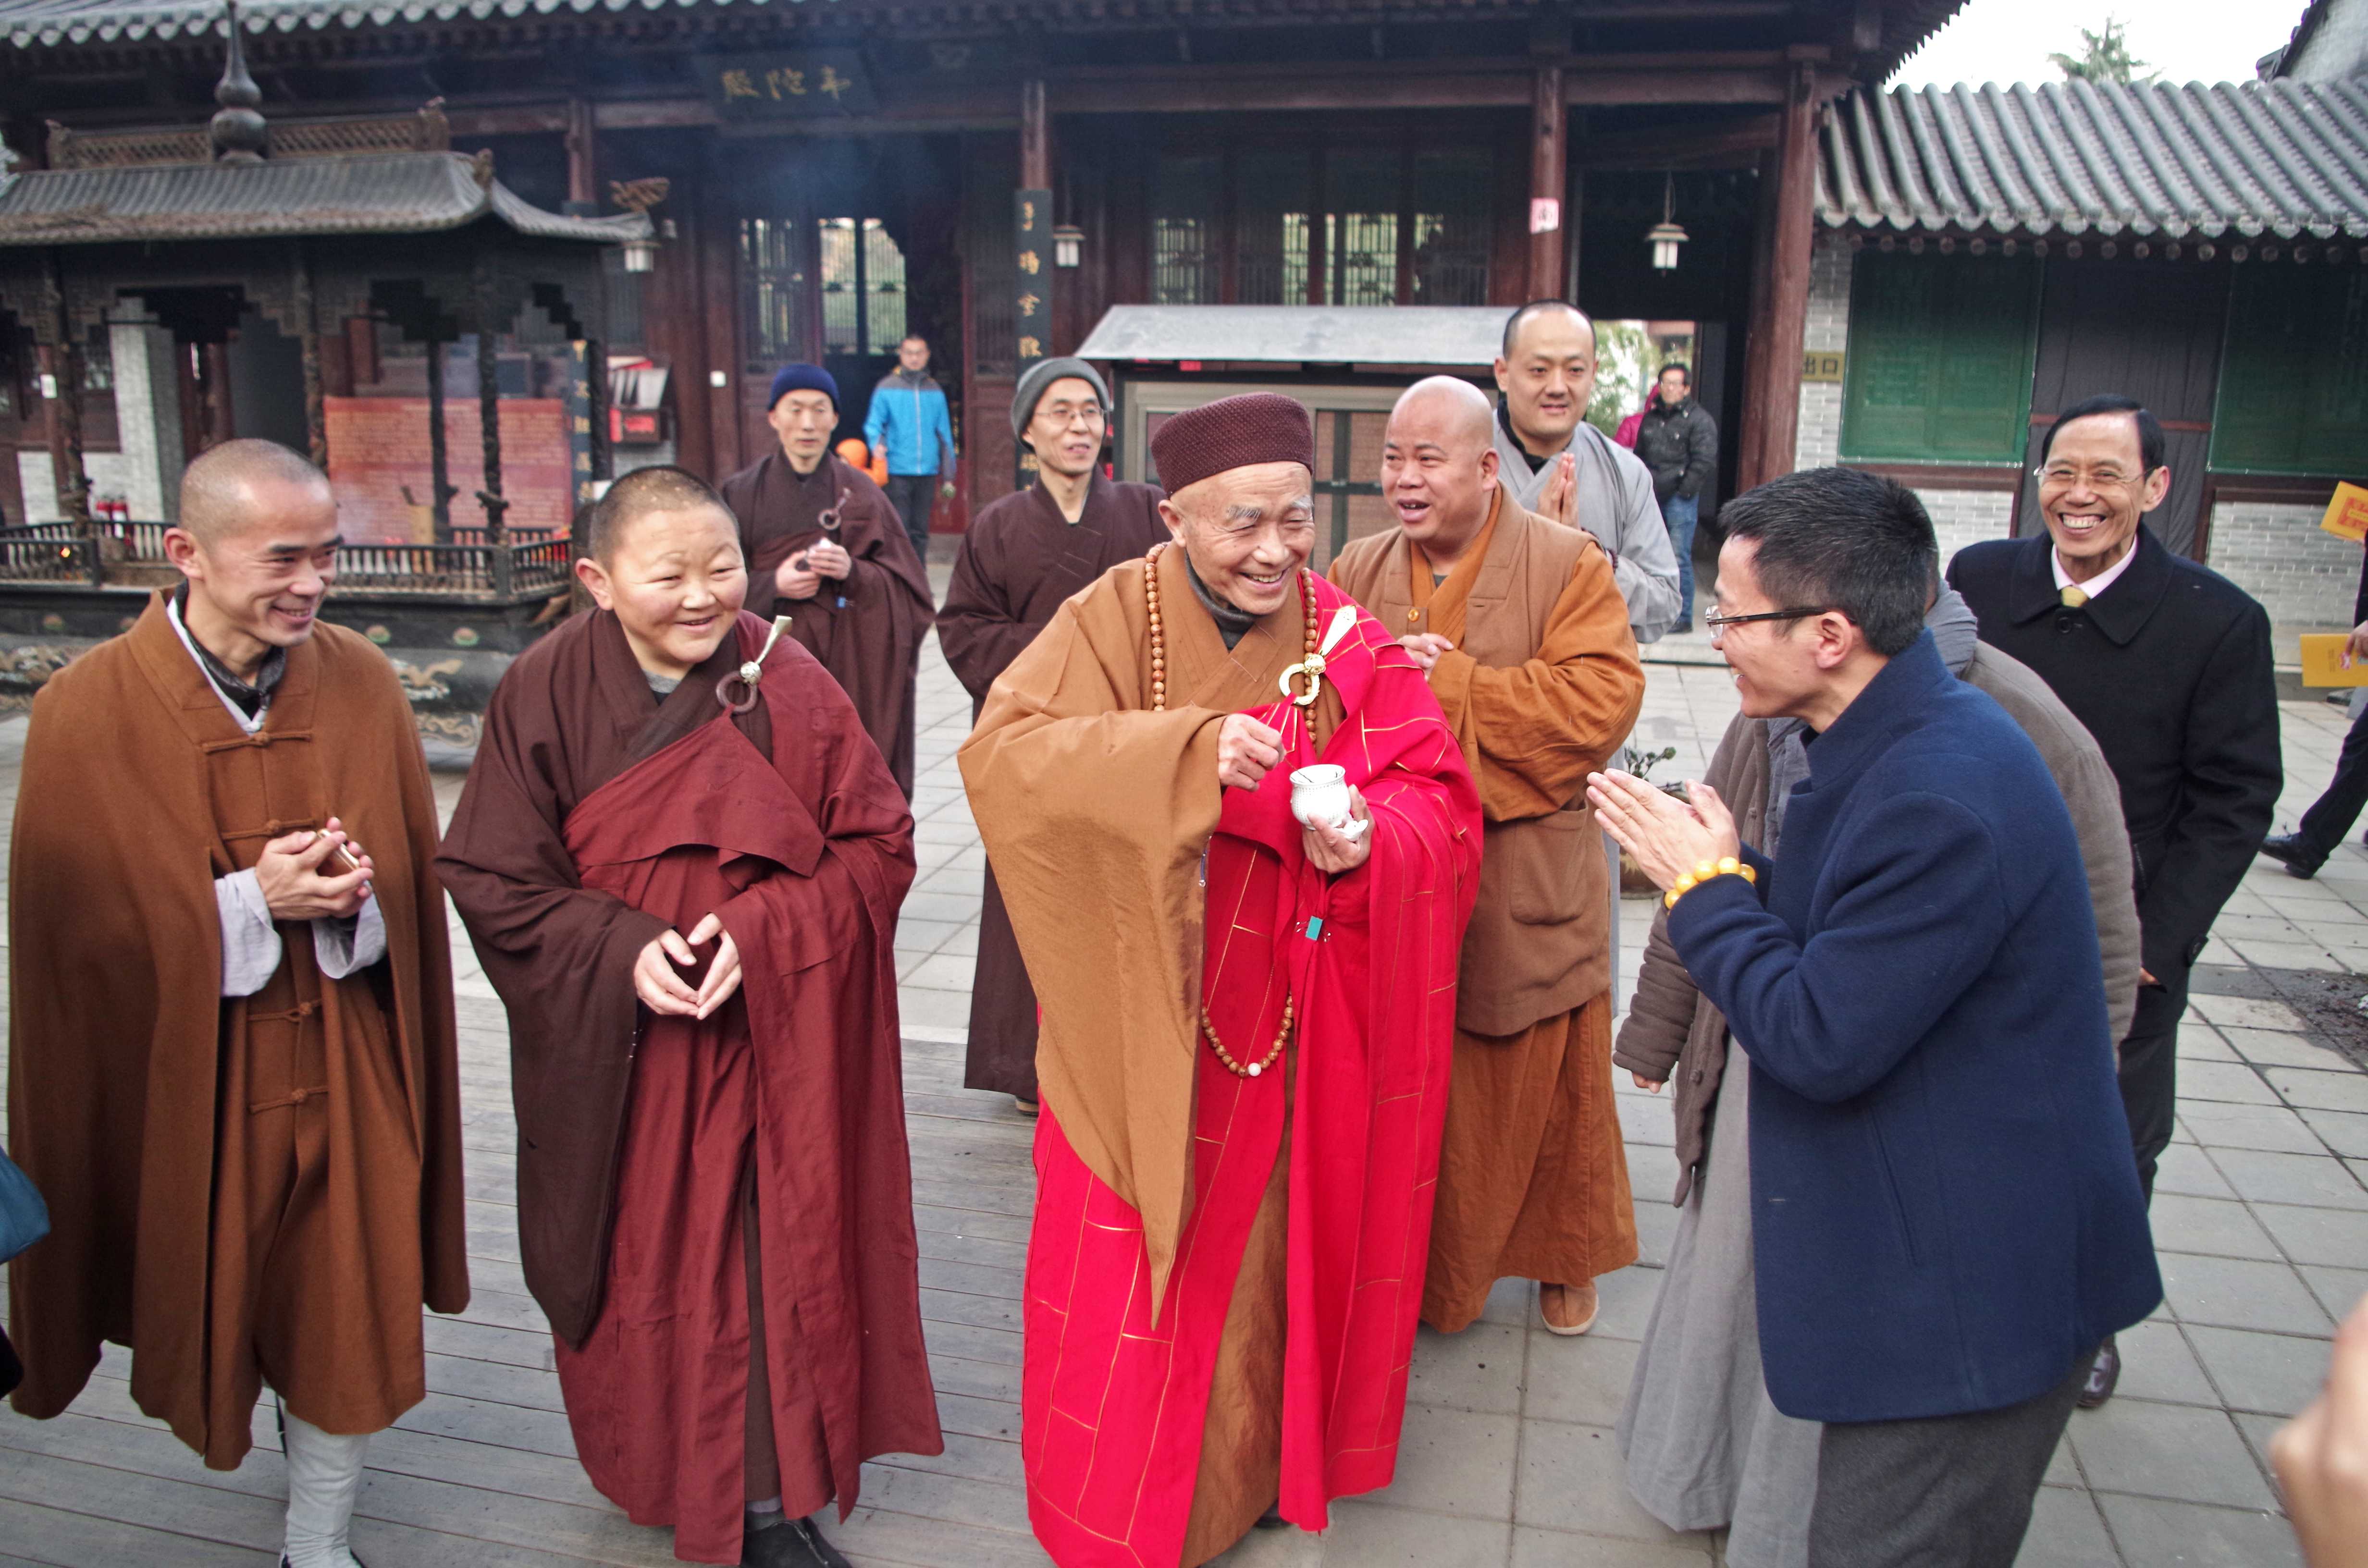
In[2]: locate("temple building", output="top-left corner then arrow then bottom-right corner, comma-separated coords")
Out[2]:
2,0 -> 2363,624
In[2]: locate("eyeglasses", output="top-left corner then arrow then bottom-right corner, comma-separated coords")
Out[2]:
1702,606 -> 1834,630
2036,465 -> 2145,489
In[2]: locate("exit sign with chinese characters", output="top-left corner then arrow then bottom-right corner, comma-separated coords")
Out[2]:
697,53 -> 876,117
1801,350 -> 1846,383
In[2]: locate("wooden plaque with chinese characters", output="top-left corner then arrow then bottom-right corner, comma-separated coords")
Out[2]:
695,53 -> 876,117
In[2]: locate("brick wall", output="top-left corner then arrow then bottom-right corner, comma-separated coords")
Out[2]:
2207,500 -> 2359,629
1794,233 -> 1852,471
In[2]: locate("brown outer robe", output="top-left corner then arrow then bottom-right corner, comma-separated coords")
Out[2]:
717,450 -> 933,795
1332,494 -> 1647,1331
6,596 -> 467,1465
935,472 -> 1169,1100
957,543 -> 1344,1318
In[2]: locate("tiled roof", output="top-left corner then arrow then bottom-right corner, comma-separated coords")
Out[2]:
1816,79 -> 2368,241
0,0 -> 811,50
0,150 -> 650,245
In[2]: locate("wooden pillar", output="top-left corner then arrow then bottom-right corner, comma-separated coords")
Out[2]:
292,244 -> 326,468
200,343 -> 235,451
42,252 -> 90,531
425,339 -> 454,540
1738,62 -> 1818,492
475,306 -> 508,544
1020,79 -> 1050,193
1015,79 -> 1053,490
564,97 -> 599,213
1528,66 -> 1566,301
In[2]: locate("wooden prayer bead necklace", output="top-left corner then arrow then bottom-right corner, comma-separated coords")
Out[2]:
1142,540 -> 1320,713
1143,540 -> 1316,1077
1200,995 -> 1293,1078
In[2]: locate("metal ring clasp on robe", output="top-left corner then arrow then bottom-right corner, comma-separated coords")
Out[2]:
715,614 -> 795,714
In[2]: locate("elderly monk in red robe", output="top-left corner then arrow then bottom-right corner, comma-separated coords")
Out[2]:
1333,377 -> 1645,1337
960,393 -> 1483,1568
719,363 -> 933,796
436,466 -> 941,1568
8,439 -> 467,1568
937,356 -> 1166,1112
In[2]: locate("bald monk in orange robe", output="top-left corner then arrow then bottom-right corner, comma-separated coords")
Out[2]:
7,440 -> 467,1568
1332,377 -> 1645,1336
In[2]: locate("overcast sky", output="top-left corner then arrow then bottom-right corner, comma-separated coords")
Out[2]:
1888,0 -> 2311,88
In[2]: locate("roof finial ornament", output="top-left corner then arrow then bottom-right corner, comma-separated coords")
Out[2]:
209,0 -> 267,164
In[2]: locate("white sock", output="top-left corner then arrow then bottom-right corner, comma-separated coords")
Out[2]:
282,1410 -> 371,1568
747,1495 -> 785,1529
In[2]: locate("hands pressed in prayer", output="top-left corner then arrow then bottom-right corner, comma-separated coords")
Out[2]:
1536,452 -> 1580,529
1217,713 -> 1285,792
256,818 -> 373,919
1302,788 -> 1373,874
1584,771 -> 1741,893
633,914 -> 745,1019
1398,633 -> 1455,674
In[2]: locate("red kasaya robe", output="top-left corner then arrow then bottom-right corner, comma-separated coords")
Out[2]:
962,556 -> 1480,1567
436,610 -> 942,1564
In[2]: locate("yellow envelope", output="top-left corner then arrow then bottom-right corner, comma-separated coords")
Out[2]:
2299,634 -> 2368,687
2321,481 -> 2368,543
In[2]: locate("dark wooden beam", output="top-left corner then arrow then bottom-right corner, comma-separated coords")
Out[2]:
1738,60 -> 1818,491
1576,114 -> 1779,170
1529,66 -> 1566,300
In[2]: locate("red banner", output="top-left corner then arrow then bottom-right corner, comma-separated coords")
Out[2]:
325,396 -> 573,542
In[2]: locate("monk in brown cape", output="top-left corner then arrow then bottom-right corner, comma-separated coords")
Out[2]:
718,362 -> 933,796
435,467 -> 939,1568
1332,378 -> 1646,1336
936,357 -> 1166,1107
7,440 -> 467,1568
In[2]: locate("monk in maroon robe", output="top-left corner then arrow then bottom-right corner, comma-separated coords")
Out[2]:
937,358 -> 1166,1108
437,466 -> 941,1568
718,363 -> 933,796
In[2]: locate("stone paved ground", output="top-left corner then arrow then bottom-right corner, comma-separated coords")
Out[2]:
2,579 -> 2365,1566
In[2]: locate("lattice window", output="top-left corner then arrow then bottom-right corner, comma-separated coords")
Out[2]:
1238,150 -> 1312,306
1152,156 -> 1220,306
2213,265 -> 2368,477
1411,150 -> 1491,307
1325,149 -> 1399,307
741,216 -> 809,370
1840,250 -> 2041,463
816,217 -> 909,355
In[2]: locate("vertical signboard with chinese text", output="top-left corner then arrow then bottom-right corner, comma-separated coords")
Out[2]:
1015,187 -> 1051,490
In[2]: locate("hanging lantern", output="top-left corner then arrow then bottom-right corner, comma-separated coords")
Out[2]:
1052,223 -> 1085,269
1647,173 -> 1689,272
621,233 -> 658,274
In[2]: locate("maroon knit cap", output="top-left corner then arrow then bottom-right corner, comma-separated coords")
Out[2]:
1150,392 -> 1315,497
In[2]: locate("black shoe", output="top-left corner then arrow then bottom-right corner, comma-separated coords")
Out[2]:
744,1515 -> 853,1568
1254,1507 -> 1288,1530
2078,1337 -> 2120,1409
1673,619 -> 1694,636
2261,833 -> 2324,879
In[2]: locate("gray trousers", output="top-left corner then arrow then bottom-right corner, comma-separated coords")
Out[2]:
1805,1348 -> 2094,1568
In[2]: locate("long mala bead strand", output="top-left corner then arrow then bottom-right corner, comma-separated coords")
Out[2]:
1141,541 -> 1320,1076
1141,541 -> 1320,714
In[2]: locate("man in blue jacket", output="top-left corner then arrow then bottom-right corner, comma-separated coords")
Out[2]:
1589,466 -> 2158,1568
863,335 -> 957,563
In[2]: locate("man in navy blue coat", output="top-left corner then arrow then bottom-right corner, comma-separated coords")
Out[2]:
1591,467 -> 2159,1568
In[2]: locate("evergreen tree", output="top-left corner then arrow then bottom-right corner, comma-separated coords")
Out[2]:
2049,17 -> 2155,85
